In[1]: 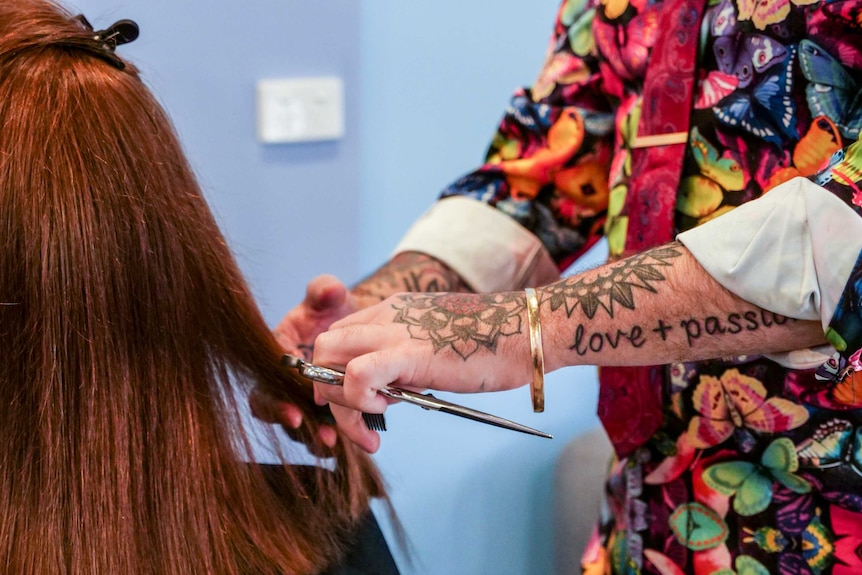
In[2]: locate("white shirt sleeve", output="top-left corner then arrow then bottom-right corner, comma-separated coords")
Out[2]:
678,176 -> 862,367
392,196 -> 561,292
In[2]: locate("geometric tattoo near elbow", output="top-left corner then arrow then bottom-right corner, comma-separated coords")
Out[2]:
543,243 -> 684,319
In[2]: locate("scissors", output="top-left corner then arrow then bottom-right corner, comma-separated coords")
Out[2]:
283,354 -> 552,439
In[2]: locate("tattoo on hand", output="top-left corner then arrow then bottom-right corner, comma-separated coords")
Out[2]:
353,253 -> 471,301
297,343 -> 314,361
544,244 -> 683,319
391,293 -> 525,360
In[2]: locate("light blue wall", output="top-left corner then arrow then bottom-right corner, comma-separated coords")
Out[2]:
359,2 -> 560,266
70,1 -> 606,574
360,4 -> 605,575
74,0 -> 363,322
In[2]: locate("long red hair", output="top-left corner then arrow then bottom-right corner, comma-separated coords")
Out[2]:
0,1 -> 386,573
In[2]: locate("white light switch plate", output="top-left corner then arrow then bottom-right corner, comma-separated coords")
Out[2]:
256,77 -> 344,143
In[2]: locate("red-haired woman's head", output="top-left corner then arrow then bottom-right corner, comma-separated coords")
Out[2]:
0,1 -> 385,573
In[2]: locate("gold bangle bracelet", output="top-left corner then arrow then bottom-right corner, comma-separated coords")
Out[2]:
524,287 -> 545,413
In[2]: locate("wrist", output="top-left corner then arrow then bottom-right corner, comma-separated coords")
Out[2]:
532,286 -> 580,374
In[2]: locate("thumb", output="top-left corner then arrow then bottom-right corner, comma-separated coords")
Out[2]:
305,274 -> 348,312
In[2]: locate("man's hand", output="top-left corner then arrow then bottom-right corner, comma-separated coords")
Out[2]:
273,274 -> 363,359
258,253 -> 475,451
251,274 -> 361,447
312,292 -> 533,452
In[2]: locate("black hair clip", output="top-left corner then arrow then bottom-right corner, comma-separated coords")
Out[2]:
74,15 -> 139,70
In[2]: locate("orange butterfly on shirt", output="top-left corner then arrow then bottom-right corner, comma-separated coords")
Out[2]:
737,0 -> 818,31
687,368 -> 809,449
499,108 -> 587,199
806,351 -> 862,409
765,115 -> 844,190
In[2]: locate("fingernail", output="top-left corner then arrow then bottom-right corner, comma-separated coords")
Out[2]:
281,407 -> 302,429
321,426 -> 337,448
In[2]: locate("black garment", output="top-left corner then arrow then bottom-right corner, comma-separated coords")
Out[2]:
258,465 -> 400,575
320,509 -> 399,575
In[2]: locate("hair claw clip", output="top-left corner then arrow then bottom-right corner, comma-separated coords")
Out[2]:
74,15 -> 139,70
95,19 -> 140,49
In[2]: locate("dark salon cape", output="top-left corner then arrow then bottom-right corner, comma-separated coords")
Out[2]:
320,509 -> 399,575
258,465 -> 400,575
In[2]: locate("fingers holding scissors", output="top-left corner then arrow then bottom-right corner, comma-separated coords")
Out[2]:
284,349 -> 392,454
312,321 -> 418,407
325,401 -> 382,454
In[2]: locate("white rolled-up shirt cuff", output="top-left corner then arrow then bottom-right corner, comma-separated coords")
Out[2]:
678,176 -> 862,368
393,196 -> 560,292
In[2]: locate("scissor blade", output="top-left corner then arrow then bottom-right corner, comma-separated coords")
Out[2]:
440,406 -> 553,438
381,387 -> 553,439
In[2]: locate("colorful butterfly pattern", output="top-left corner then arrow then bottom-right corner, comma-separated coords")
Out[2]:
677,127 -> 745,222
799,40 -> 862,140
704,438 -> 811,516
438,0 -> 862,573
686,368 -> 809,449
795,350 -> 862,410
712,45 -> 798,145
797,419 -> 862,477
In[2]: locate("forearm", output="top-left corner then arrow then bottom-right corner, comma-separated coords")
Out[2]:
316,240 -> 827,402
351,251 -> 473,305
539,241 -> 826,371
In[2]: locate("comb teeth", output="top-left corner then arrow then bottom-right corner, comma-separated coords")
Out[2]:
362,412 -> 387,432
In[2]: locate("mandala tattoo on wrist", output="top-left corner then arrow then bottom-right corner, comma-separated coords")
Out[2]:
544,243 -> 683,319
390,292 -> 526,360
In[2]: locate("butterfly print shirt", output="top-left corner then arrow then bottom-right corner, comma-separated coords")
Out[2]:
392,0 -> 862,573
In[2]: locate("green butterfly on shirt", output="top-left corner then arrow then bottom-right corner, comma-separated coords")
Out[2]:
712,556 -> 771,575
662,505 -> 769,574
703,437 -> 812,516
561,0 -> 595,56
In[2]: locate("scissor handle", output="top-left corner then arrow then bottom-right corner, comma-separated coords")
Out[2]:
283,354 -> 345,385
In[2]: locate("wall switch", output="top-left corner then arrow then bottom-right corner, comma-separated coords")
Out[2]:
256,77 -> 344,143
